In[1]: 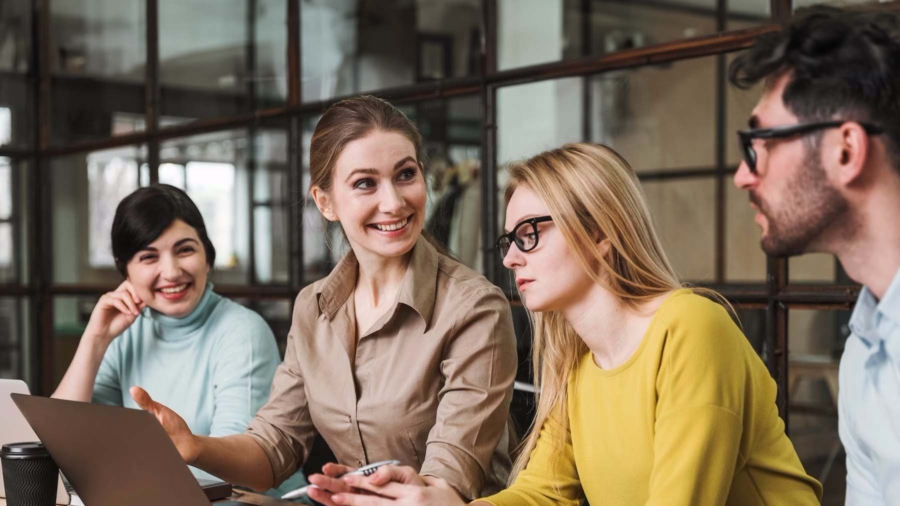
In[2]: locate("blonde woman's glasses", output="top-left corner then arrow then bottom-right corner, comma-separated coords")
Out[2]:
496,216 -> 553,258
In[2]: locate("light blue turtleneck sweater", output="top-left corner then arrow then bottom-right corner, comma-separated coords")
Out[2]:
91,283 -> 281,482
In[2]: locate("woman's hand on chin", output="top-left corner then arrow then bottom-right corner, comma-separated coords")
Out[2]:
84,280 -> 147,345
330,465 -> 467,506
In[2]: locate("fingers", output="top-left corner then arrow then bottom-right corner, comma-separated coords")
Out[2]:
100,292 -> 140,317
307,485 -> 341,506
322,463 -> 356,477
341,476 -> 410,499
129,386 -> 157,413
331,492 -> 394,506
119,280 -> 144,307
309,473 -> 353,492
365,465 -> 422,486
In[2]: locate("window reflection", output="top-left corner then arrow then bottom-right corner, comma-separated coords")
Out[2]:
301,0 -> 482,102
787,308 -> 851,503
159,0 -> 288,122
0,298 -> 24,380
87,150 -> 140,267
0,0 -> 32,149
53,146 -> 147,284
49,0 -> 146,145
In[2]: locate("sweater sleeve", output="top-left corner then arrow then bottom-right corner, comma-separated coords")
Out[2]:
208,311 -> 281,437
645,300 -> 748,506
91,336 -> 124,406
480,413 -> 583,506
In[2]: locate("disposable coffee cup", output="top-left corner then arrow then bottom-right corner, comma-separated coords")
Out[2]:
1,442 -> 59,506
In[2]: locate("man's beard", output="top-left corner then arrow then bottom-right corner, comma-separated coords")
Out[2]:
752,145 -> 850,258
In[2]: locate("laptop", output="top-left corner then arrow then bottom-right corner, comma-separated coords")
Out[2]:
0,380 -> 73,505
11,393 -> 252,506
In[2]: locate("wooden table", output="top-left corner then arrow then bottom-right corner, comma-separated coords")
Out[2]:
0,490 -> 297,506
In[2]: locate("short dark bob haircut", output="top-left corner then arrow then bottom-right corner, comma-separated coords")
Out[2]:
111,184 -> 216,277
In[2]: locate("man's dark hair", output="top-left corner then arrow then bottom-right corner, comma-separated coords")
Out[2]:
729,6 -> 900,170
111,184 -> 216,276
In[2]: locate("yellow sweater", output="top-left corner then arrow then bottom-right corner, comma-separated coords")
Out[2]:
482,290 -> 822,506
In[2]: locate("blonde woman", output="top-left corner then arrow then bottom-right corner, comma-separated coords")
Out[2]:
330,143 -> 822,506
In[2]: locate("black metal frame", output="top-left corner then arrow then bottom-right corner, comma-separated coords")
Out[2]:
0,0 -> 880,446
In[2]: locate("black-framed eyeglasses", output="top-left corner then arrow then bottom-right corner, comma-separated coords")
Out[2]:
496,216 -> 554,258
737,120 -> 883,174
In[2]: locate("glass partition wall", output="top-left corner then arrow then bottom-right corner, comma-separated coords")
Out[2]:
1,1 -> 888,503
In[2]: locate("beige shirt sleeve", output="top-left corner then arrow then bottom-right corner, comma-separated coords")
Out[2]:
418,286 -> 518,500
245,326 -> 316,486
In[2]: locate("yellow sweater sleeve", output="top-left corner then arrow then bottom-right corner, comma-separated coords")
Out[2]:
479,413 -> 583,506
645,300 -> 751,506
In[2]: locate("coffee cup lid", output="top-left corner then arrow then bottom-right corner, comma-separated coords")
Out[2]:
1,442 -> 50,458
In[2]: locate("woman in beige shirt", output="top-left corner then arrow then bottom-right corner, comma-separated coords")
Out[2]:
128,95 -> 518,504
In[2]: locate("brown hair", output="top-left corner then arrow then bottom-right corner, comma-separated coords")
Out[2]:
310,95 -> 425,193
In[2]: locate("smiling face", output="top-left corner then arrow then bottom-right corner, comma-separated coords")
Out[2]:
312,130 -> 427,262
125,219 -> 210,318
501,184 -> 596,313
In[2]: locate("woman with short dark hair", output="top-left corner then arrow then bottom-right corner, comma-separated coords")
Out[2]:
52,184 -> 288,486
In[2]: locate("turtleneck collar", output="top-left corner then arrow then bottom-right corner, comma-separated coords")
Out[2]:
146,283 -> 220,341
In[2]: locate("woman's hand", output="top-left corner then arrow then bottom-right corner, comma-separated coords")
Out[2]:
84,280 -> 146,345
329,466 -> 467,506
306,463 -> 370,506
130,386 -> 202,464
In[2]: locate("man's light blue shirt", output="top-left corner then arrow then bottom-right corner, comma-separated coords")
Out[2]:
840,267 -> 900,506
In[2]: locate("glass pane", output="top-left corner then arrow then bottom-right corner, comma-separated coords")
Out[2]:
410,96 -> 483,270
159,129 -> 293,284
790,254 -> 838,283
0,159 -> 10,218
641,177 -> 717,282
256,0 -> 290,106
0,297 -> 24,379
52,296 -> 99,389
160,0 -> 288,122
0,0 -> 32,148
787,308 -> 851,505
12,159 -> 29,285
497,78 -> 583,165
0,157 -> 18,283
301,0 -> 482,102
589,56 -> 717,173
50,0 -> 146,145
51,145 -> 147,284
726,180 -> 767,282
728,1 -> 770,27
499,0 -> 726,71
161,131 -> 253,284
300,115 -> 338,282
253,125 -> 290,285
0,223 -> 12,278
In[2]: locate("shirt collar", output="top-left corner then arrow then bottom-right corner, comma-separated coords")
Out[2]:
316,236 -> 439,328
849,267 -> 900,351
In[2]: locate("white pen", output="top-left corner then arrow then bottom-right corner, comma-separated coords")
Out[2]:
280,460 -> 402,500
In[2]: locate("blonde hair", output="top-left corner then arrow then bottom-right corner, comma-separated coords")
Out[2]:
507,143 -> 725,480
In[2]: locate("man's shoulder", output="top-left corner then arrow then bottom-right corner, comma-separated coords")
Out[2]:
839,333 -> 872,392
